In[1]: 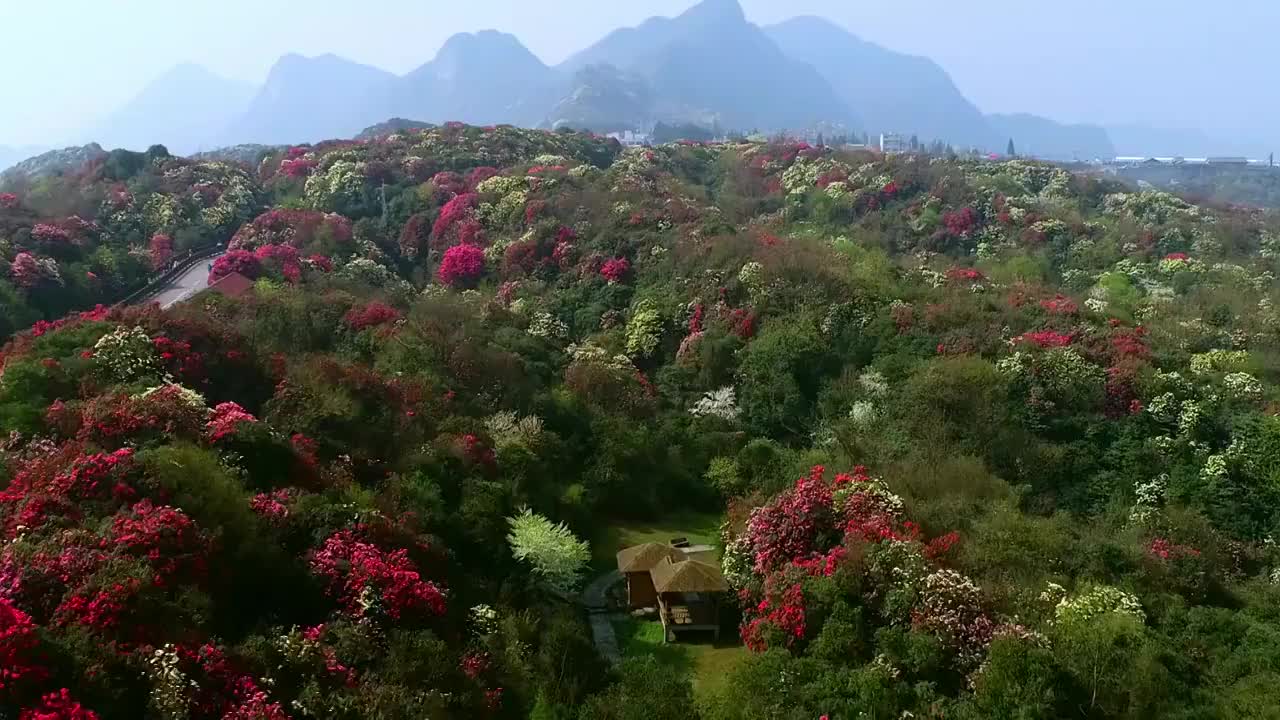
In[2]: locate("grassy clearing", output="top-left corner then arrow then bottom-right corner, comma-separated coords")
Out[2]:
612,615 -> 748,706
590,510 -> 723,572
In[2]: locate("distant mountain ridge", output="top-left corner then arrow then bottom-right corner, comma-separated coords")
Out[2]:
391,30 -> 556,127
81,0 -> 1139,156
764,16 -> 995,148
0,145 -> 50,174
987,113 -> 1115,161
91,63 -> 255,154
222,53 -> 398,146
1,144 -> 107,185
558,0 -> 856,132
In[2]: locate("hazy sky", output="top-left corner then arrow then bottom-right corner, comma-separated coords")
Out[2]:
1,0 -> 1276,147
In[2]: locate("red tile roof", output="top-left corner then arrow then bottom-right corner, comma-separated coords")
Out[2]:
205,272 -> 255,299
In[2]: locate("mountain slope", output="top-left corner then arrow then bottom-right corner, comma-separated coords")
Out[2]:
558,0 -> 855,132
91,63 -> 255,154
1,143 -> 107,185
392,31 -> 556,127
544,64 -> 655,131
765,16 -> 997,149
0,145 -> 49,174
224,54 -> 397,145
988,113 -> 1115,160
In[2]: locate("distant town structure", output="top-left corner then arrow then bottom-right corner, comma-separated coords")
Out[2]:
1109,156 -> 1274,167
879,133 -> 909,154
606,130 -> 651,147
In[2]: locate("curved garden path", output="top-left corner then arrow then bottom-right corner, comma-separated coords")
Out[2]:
581,570 -> 622,664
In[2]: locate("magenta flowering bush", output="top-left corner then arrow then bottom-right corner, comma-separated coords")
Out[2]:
438,243 -> 485,288
208,250 -> 261,283
599,257 -> 631,284
309,528 -> 447,620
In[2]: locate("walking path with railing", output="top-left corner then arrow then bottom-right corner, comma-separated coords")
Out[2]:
120,245 -> 226,309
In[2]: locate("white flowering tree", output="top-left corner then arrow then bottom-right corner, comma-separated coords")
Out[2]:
506,509 -> 590,594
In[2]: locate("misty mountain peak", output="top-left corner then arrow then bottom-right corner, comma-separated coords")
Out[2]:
679,0 -> 746,25
434,30 -> 547,71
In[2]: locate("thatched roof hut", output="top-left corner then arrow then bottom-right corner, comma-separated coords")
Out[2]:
616,542 -> 683,574
649,556 -> 729,594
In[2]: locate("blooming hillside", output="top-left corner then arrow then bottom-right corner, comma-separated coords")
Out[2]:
0,145 -> 262,337
3,124 -> 1280,718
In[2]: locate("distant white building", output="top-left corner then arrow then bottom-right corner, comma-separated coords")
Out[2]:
607,130 -> 651,147
879,133 -> 909,154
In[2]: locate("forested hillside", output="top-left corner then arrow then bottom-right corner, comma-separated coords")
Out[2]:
3,123 -> 1280,719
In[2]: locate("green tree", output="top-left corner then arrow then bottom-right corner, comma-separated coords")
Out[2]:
507,509 -> 591,594
579,657 -> 699,720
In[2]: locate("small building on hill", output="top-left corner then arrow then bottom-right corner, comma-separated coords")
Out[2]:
616,542 -> 683,609
650,555 -> 729,642
616,540 -> 729,642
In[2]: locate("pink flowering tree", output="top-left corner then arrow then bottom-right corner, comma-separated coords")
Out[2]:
599,257 -> 631,284
437,244 -> 485,288
149,233 -> 174,270
431,193 -> 479,248
209,250 -> 261,283
344,302 -> 401,332
309,528 -> 446,620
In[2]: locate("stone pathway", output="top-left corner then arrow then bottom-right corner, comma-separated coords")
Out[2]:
581,570 -> 623,664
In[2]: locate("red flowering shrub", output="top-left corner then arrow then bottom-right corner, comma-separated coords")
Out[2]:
945,267 -> 984,283
729,308 -> 757,339
746,466 -> 835,574
524,199 -> 546,225
924,531 -> 962,560
77,388 -> 207,445
108,500 -> 208,584
599,257 -> 631,284
230,210 -> 352,253
209,250 -> 261,283
1111,330 -> 1151,360
54,578 -> 141,632
344,302 -> 401,332
1017,330 -> 1074,348
149,234 -> 174,270
430,171 -> 465,197
18,688 -> 100,720
1039,295 -> 1078,315
466,167 -> 499,191
0,598 -> 43,692
279,157 -> 318,178
10,253 -> 56,289
303,254 -> 332,273
254,244 -> 302,283
1148,538 -> 1200,560
432,193 -> 479,244
206,402 -> 257,443
154,336 -> 205,382
741,582 -> 806,652
0,192 -> 18,209
399,213 -> 432,259
31,223 -> 73,245
460,651 -> 490,680
438,244 -> 485,288
0,448 -> 136,537
942,207 -> 978,236
309,529 -> 446,620
250,489 -> 294,525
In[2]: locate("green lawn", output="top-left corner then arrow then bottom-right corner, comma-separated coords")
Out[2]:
590,510 -> 723,572
612,615 -> 748,706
